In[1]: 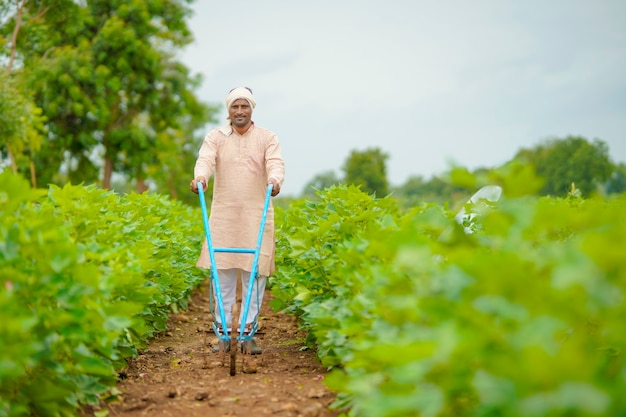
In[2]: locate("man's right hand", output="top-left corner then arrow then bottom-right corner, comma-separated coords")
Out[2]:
190,176 -> 207,194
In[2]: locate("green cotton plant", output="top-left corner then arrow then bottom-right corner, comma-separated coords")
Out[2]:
1,176 -> 131,416
273,182 -> 458,359
122,191 -> 206,312
271,184 -> 400,320
45,183 -> 160,349
324,194 -> 626,417
273,175 -> 626,416
298,204 -> 451,368
46,183 -> 205,342
272,184 -> 451,367
0,172 -> 205,416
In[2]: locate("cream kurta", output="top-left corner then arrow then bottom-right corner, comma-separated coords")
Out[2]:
194,123 -> 285,276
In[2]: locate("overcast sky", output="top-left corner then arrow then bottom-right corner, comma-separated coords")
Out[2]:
178,0 -> 626,196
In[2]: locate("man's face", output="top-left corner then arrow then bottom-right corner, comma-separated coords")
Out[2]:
229,98 -> 252,128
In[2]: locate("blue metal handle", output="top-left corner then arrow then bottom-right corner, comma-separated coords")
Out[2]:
197,181 -> 274,343
238,183 -> 273,341
197,182 -> 229,339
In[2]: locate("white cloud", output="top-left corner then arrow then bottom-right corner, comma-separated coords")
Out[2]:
179,0 -> 626,196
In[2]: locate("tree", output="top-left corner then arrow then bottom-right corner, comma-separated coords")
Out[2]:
0,0 -> 50,187
343,147 -> 390,197
515,136 -> 613,197
0,72 -> 46,187
300,170 -> 341,197
605,162 -> 626,195
1,0 -> 91,186
1,0 -> 217,192
392,174 -> 468,208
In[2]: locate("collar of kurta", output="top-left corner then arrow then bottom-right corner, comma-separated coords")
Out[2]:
218,122 -> 255,136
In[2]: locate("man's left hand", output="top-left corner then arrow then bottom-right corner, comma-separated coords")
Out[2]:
269,179 -> 280,197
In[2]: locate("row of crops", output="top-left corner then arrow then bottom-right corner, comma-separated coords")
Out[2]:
270,179 -> 626,416
2,166 -> 626,416
0,172 -> 205,416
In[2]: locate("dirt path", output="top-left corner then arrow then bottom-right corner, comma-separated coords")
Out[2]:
83,280 -> 339,417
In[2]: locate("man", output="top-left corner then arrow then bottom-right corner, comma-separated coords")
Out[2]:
190,87 -> 285,354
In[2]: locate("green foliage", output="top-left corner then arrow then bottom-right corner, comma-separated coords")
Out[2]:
388,136 -> 622,208
0,72 -> 46,180
392,174 -> 469,209
605,162 -> 626,195
515,136 -> 613,197
272,184 -> 408,361
343,147 -> 390,197
0,172 -> 205,416
0,0 -> 217,194
481,160 -> 545,198
301,170 -> 342,198
272,177 -> 626,416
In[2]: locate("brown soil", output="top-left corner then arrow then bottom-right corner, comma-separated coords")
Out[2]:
82,280 -> 340,417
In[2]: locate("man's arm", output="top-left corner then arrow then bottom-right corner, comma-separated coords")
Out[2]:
265,134 -> 285,197
190,132 -> 217,194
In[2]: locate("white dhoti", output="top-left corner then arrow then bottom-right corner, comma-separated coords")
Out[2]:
213,268 -> 267,328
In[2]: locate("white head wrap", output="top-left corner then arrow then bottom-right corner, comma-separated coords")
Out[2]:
225,87 -> 256,114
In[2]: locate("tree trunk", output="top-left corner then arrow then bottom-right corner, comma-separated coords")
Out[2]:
168,175 -> 178,200
5,0 -> 20,176
136,177 -> 148,193
6,0 -> 26,75
103,157 -> 113,189
7,144 -> 18,174
29,159 -> 37,188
